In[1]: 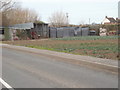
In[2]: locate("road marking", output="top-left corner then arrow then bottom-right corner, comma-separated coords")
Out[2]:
0,78 -> 13,89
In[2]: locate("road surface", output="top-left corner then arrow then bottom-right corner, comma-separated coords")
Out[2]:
2,47 -> 118,88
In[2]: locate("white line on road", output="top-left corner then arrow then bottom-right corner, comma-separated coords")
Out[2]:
0,78 -> 14,89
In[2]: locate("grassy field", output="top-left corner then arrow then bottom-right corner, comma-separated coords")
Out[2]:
3,36 -> 119,60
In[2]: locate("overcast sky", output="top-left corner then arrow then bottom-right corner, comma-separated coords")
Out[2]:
20,0 -> 119,24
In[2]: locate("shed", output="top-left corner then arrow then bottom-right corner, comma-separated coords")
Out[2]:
11,22 -> 49,39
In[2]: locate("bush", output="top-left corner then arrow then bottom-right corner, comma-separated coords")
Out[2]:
102,24 -> 118,32
4,28 -> 11,41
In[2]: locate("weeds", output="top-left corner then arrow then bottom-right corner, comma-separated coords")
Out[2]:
4,36 -> 118,60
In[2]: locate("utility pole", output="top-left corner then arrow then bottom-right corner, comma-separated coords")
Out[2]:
66,13 -> 69,26
89,18 -> 90,25
118,1 -> 120,35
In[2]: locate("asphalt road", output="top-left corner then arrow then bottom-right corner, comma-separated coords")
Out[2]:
2,47 -> 118,88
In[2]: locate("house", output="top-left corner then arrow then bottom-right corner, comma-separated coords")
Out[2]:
102,16 -> 117,24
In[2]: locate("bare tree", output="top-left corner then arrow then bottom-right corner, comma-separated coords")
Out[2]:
49,11 -> 69,27
1,2 -> 40,26
0,0 -> 15,12
0,0 -> 16,26
6,8 -> 40,25
0,0 -> 40,26
22,8 -> 40,23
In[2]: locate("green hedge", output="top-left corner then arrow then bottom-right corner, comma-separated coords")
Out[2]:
4,28 -> 11,41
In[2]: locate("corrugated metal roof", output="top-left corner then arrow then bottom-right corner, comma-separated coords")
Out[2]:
0,26 -> 5,28
11,22 -> 34,29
